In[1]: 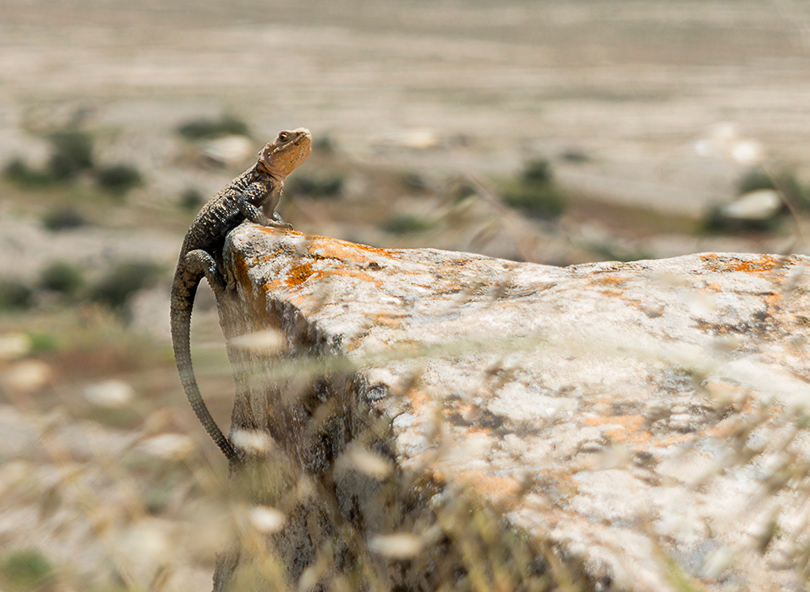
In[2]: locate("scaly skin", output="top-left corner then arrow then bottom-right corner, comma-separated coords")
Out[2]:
171,129 -> 312,461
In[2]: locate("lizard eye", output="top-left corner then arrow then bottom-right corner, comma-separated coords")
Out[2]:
278,132 -> 289,142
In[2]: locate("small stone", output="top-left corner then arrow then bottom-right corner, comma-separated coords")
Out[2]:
84,379 -> 135,408
0,332 -> 32,360
721,190 -> 782,222
1,360 -> 52,393
139,433 -> 195,461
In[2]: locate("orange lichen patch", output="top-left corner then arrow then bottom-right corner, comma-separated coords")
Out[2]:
232,254 -> 273,323
607,427 -> 651,444
765,292 -> 782,314
583,415 -> 650,443
255,226 -> 301,237
592,275 -> 629,287
232,253 -> 253,292
583,415 -> 644,429
374,313 -> 403,328
286,262 -> 315,287
700,254 -> 782,274
286,292 -> 319,310
309,237 -> 400,263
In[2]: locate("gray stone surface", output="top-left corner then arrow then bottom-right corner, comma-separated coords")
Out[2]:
224,222 -> 810,591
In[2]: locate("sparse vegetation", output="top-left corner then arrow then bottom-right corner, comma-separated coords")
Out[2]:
5,129 -> 142,197
384,213 -> 434,234
40,261 -> 85,297
502,159 -> 566,218
286,171 -> 344,198
47,129 -> 95,180
90,261 -> 163,308
177,114 -> 250,140
737,169 -> 776,195
701,168 -> 810,233
0,549 -> 54,591
27,331 -> 63,354
701,204 -> 778,234
95,163 -> 142,195
312,134 -> 337,154
0,280 -> 32,311
179,187 -> 205,211
3,157 -> 56,187
41,206 -> 88,231
737,168 -> 810,210
522,159 -> 553,185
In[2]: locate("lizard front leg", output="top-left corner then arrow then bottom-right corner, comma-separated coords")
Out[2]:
239,183 -> 293,229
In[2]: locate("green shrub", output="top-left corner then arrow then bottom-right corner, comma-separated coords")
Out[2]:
180,187 -> 205,211
503,182 -> 565,218
95,164 -> 142,195
384,214 -> 434,235
0,549 -> 53,591
3,158 -> 56,187
501,159 -> 566,219
313,134 -> 337,154
40,261 -> 84,296
701,204 -> 780,234
41,207 -> 87,231
521,159 -> 553,185
90,261 -> 162,308
28,332 -> 62,354
0,280 -> 33,311
177,115 -> 250,140
737,168 -> 810,210
737,169 -> 775,195
287,171 -> 344,198
47,130 -> 94,180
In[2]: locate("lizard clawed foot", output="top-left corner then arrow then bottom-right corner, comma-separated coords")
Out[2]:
271,211 -> 293,230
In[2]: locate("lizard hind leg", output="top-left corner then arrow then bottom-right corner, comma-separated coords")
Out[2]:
183,249 -> 229,299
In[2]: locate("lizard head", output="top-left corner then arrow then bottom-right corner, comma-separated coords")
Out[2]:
257,128 -> 312,182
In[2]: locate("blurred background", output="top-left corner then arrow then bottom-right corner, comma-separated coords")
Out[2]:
1,0 -> 810,588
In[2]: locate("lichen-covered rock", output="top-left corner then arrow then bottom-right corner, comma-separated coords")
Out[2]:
222,222 -> 810,591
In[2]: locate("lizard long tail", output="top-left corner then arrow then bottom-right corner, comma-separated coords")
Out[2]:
170,269 -> 237,461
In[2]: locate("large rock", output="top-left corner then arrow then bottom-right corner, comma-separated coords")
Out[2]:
216,222 -> 810,591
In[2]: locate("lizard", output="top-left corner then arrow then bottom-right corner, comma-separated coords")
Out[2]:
170,128 -> 312,461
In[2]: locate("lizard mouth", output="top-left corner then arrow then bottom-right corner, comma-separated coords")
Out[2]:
258,128 -> 313,178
